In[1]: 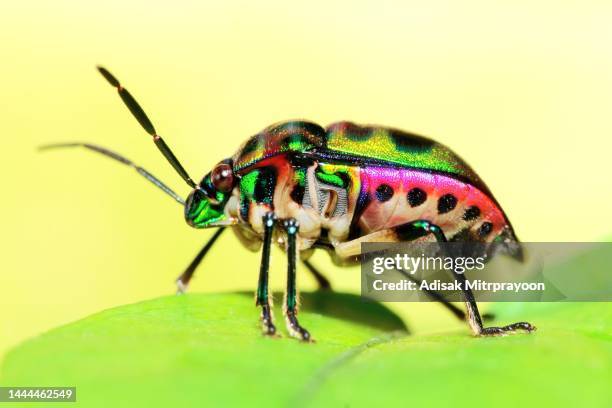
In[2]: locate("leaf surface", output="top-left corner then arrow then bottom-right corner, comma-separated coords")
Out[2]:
2,253 -> 611,408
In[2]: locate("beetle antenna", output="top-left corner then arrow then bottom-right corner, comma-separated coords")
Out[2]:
39,143 -> 186,205
96,66 -> 197,189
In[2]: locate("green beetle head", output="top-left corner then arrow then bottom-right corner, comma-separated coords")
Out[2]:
184,160 -> 237,228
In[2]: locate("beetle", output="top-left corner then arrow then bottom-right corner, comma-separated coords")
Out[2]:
42,67 -> 535,341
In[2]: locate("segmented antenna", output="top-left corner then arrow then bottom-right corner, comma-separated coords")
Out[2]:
39,143 -> 185,205
97,66 -> 196,188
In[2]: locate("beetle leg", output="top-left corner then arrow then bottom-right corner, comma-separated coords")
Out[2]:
453,270 -> 535,336
397,220 -> 536,336
256,212 -> 278,336
282,219 -> 312,342
335,220 -> 531,335
301,259 -> 332,291
391,270 -> 475,321
401,271 -> 495,322
335,229 -> 484,321
175,228 -> 226,294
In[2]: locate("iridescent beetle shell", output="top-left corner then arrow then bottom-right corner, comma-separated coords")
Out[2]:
185,120 -> 521,262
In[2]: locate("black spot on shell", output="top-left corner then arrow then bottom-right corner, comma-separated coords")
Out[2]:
343,123 -> 373,141
254,167 -> 276,204
438,194 -> 458,214
375,184 -> 394,202
478,222 -> 493,237
276,121 -> 325,138
390,129 -> 435,153
463,206 -> 481,221
280,134 -> 301,149
241,137 -> 260,155
407,188 -> 427,207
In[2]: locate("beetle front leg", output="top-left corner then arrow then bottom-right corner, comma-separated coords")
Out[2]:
256,212 -> 277,336
176,228 -> 226,294
282,219 -> 312,342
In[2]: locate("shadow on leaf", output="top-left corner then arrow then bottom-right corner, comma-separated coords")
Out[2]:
238,290 -> 409,333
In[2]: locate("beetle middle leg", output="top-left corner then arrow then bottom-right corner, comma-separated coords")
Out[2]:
282,219 -> 312,342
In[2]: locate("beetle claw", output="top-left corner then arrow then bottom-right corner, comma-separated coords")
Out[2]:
285,311 -> 313,342
480,321 -> 536,336
262,321 -> 279,337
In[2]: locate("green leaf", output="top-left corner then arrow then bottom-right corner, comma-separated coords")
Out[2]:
0,292 -> 407,407
307,302 -> 612,407
2,252 -> 611,407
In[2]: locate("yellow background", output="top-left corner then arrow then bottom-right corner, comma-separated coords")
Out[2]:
1,1 -> 611,358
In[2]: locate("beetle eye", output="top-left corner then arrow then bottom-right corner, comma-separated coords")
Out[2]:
211,163 -> 234,193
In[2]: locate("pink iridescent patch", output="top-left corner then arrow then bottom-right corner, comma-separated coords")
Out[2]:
358,167 -> 506,238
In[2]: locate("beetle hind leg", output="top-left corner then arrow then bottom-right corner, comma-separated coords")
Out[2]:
454,271 -> 536,336
302,259 -> 332,291
282,219 -> 312,342
481,322 -> 536,336
409,220 -> 537,337
336,219 -> 534,336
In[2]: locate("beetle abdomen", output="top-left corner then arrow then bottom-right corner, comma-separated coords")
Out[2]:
355,166 -> 513,244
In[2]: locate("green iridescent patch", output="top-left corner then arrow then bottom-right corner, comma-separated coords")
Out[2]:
325,123 -> 479,182
186,192 -> 226,228
315,164 -> 350,188
238,169 -> 278,220
239,170 -> 259,219
240,170 -> 259,196
293,167 -> 306,187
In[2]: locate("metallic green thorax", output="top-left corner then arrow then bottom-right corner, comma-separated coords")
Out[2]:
232,121 -> 326,172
